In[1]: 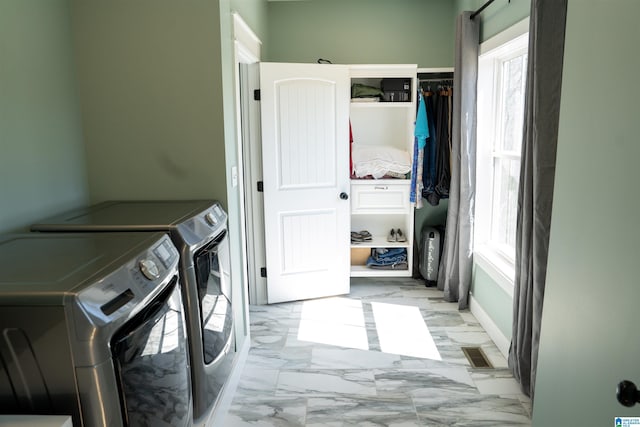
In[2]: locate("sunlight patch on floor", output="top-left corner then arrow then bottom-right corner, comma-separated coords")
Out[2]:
371,301 -> 441,360
297,297 -> 369,350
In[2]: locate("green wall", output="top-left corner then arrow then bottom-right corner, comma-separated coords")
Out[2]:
232,0 -> 268,43
267,0 -> 455,68
0,0 -> 88,233
72,0 -> 228,203
532,1 -> 640,424
455,0 -> 530,42
471,266 -> 513,338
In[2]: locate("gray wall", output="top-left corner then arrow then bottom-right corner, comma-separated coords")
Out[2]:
267,0 -> 455,68
0,0 -> 88,233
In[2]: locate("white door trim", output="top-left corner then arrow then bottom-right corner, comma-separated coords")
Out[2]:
232,12 -> 267,305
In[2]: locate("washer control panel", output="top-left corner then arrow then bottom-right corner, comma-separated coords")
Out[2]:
139,259 -> 160,280
205,212 -> 217,227
76,234 -> 179,325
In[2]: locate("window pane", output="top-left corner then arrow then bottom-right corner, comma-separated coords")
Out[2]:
499,54 -> 527,153
476,30 -> 528,267
491,157 -> 520,255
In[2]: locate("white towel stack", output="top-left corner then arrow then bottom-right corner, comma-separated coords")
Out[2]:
352,144 -> 411,179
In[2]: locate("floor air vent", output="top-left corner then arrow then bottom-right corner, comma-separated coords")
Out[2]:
462,347 -> 493,368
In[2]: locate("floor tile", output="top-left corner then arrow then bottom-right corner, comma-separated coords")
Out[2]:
276,370 -> 377,397
306,396 -> 420,427
310,348 -> 401,370
413,387 -> 530,426
225,278 -> 531,426
470,369 -> 524,395
226,396 -> 307,427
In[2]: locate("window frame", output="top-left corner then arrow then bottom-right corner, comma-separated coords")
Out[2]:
474,18 -> 529,293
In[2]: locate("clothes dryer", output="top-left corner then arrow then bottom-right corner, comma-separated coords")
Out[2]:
0,232 -> 191,427
32,200 -> 234,426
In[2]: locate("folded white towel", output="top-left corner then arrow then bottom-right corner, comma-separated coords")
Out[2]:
352,144 -> 411,179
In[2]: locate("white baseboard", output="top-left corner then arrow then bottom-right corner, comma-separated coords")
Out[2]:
205,336 -> 251,427
469,295 -> 510,359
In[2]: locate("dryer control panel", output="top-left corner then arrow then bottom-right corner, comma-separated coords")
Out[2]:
176,202 -> 228,248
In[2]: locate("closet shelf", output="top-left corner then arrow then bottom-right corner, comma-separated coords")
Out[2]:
350,265 -> 410,277
350,101 -> 413,109
350,178 -> 411,183
350,237 -> 411,249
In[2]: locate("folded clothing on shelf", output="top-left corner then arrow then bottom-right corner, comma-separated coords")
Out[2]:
366,247 -> 408,270
352,144 -> 411,179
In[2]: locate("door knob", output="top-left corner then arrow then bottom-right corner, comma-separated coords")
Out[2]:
617,380 -> 640,407
339,192 -> 349,200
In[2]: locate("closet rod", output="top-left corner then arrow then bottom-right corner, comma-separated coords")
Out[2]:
419,78 -> 453,83
470,0 -> 509,20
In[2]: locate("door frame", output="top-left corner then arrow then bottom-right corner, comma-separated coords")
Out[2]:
232,13 -> 267,305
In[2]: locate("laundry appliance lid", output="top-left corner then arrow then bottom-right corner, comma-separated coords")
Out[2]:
0,232 -> 168,305
30,200 -> 219,232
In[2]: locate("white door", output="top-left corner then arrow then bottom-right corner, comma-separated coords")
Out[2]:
260,62 -> 350,304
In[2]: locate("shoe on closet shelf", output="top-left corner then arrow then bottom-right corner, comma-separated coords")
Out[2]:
358,230 -> 372,241
351,230 -> 372,243
387,229 -> 396,242
396,228 -> 407,242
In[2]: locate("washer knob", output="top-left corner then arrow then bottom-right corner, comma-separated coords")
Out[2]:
205,212 -> 218,226
139,259 -> 160,280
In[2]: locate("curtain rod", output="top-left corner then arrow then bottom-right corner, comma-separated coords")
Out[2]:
470,0 -> 509,20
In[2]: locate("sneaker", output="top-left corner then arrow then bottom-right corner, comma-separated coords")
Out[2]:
387,229 -> 396,242
351,231 -> 364,243
359,230 -> 372,241
396,228 -> 407,242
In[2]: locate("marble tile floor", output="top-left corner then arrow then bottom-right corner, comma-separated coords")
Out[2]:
225,278 -> 531,427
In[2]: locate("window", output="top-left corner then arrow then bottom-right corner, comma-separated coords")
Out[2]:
475,20 -> 529,287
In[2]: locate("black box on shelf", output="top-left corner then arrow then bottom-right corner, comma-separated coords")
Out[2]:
381,78 -> 412,102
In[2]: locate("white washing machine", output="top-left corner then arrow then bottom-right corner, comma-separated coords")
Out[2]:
0,232 -> 191,427
32,200 -> 234,426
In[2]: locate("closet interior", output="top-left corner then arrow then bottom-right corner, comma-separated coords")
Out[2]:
349,67 -> 454,278
349,65 -> 417,277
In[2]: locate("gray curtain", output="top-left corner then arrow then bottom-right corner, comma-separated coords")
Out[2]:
508,0 -> 568,399
437,12 -> 479,310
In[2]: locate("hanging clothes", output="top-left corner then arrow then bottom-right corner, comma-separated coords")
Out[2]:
410,92 -> 429,208
435,87 -> 452,200
349,120 -> 354,176
422,90 -> 440,206
416,75 -> 454,207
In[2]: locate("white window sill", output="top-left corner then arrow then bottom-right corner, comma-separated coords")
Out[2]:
473,246 -> 515,298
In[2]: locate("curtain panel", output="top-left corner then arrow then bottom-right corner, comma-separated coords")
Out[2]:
437,11 -> 478,310
508,0 -> 568,399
